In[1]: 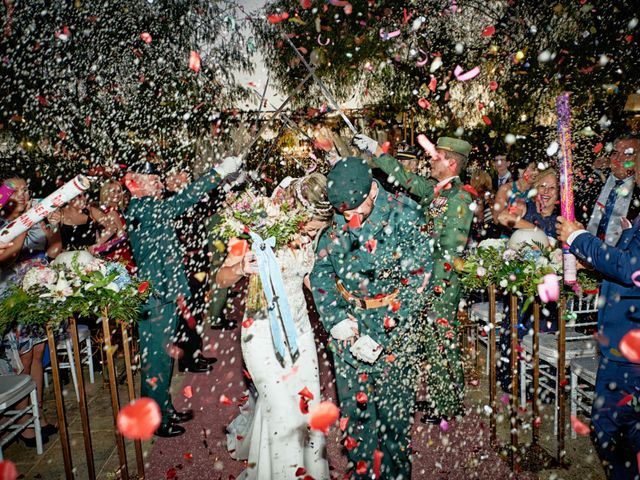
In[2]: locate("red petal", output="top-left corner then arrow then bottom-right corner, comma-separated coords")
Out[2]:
593,142 -> 603,154
481,25 -> 495,37
308,401 -> 340,433
339,416 -> 349,431
0,461 -> 18,480
570,415 -> 590,436
356,392 -> 368,404
220,394 -> 234,405
183,385 -> 193,398
617,394 -> 634,406
619,329 -> 640,362
356,460 -> 368,474
373,450 -> 384,477
344,436 -> 359,450
299,397 -> 310,414
482,115 -> 492,125
188,51 -> 201,72
298,386 -> 315,400
295,467 -> 307,476
359,373 -> 368,382
380,141 -> 391,154
489,81 -> 498,91
242,317 -> 254,329
117,397 -> 162,440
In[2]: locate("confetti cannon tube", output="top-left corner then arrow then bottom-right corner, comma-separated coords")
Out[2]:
0,175 -> 90,243
556,93 -> 577,284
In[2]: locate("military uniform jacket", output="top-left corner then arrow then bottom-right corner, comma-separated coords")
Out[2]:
375,154 -> 475,321
310,184 -> 433,372
126,169 -> 221,304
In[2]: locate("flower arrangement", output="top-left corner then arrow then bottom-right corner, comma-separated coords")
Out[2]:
211,189 -> 307,250
459,237 -> 600,309
0,252 -> 151,334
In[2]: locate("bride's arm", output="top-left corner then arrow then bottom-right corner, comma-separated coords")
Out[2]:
215,252 -> 256,288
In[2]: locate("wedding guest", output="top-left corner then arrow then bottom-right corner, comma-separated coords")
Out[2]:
492,161 -> 539,228
97,179 -> 136,273
124,155 -> 241,437
497,168 -> 560,241
585,136 -> 639,246
492,154 -> 513,190
0,177 -> 59,446
48,192 -> 117,254
470,169 -> 499,243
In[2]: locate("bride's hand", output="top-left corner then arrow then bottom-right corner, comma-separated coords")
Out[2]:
241,251 -> 259,276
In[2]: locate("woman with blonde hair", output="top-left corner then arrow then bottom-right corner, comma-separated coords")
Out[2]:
220,173 -> 332,480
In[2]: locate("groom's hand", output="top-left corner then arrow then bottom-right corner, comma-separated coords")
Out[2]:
352,133 -> 381,156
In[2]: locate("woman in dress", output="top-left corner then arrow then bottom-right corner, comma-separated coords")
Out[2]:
492,161 -> 539,233
217,174 -> 332,480
0,177 -> 60,446
97,179 -> 136,273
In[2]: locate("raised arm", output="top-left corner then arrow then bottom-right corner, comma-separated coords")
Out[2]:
374,153 -> 435,200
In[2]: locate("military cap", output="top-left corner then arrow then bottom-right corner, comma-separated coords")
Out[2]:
327,157 -> 373,212
128,160 -> 160,175
436,137 -> 472,158
396,145 -> 422,162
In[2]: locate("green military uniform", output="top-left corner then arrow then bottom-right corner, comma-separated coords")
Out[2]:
205,212 -> 229,326
311,157 -> 432,479
374,138 -> 475,419
126,169 -> 222,423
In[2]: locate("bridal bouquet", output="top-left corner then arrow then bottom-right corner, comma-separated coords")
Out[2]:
212,189 -> 306,250
0,252 -> 151,334
212,189 -> 307,310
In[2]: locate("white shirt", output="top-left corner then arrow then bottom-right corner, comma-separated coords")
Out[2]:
497,171 -> 512,187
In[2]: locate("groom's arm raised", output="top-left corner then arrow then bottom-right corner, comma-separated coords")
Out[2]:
374,153 -> 436,201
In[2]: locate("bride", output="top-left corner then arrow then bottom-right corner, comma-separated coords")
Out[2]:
216,174 -> 333,480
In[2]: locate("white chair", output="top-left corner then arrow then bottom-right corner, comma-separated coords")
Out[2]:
44,324 -> 94,401
519,294 -> 599,434
0,374 -> 43,459
469,301 -> 505,374
569,356 -> 599,439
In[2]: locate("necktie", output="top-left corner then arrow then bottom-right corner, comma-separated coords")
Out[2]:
596,179 -> 624,240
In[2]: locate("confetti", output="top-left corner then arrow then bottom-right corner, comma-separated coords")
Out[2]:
454,65 -> 480,81
339,416 -> 349,431
348,214 -> 362,229
482,115 -> 492,126
188,50 -> 201,72
298,386 -> 315,399
489,81 -> 498,91
219,394 -> 234,405
140,32 -> 152,44
418,98 -> 431,109
229,238 -> 249,257
308,401 -> 340,433
481,25 -> 495,37
379,28 -> 401,40
356,392 -> 368,404
373,450 -> 383,477
117,397 -> 161,440
570,415 -> 590,436
0,461 -> 18,480
619,329 -> 640,362
356,461 -> 368,474
537,274 -> 560,303
267,12 -> 289,24
632,270 -> 640,287
242,317 -> 254,328
344,436 -> 359,449
183,386 -> 193,398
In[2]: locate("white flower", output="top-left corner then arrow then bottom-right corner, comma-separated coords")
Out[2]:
476,266 -> 487,277
502,249 -> 518,261
41,273 -> 74,302
23,267 -> 57,292
499,279 -> 508,288
478,238 -> 507,251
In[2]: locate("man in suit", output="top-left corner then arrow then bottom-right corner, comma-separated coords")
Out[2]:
492,154 -> 512,191
557,149 -> 640,479
124,155 -> 241,437
311,157 -> 432,479
352,133 -> 476,423
586,136 -> 640,246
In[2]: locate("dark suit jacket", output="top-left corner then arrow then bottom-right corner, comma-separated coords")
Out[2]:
570,224 -> 640,365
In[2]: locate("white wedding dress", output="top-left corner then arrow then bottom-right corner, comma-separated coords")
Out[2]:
226,243 -> 329,480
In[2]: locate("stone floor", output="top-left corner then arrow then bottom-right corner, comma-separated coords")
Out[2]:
3,331 -> 606,480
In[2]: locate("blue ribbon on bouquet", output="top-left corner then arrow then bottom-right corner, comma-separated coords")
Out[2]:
249,231 -> 299,365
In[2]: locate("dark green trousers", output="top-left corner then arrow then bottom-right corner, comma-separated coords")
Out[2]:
138,296 -> 179,424
334,355 -> 417,480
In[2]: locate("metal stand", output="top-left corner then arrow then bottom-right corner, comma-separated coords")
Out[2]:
508,293 -> 520,471
46,324 -> 73,479
557,297 -> 567,464
69,317 -> 96,479
101,311 -> 129,479
121,322 -> 144,479
488,285 -> 498,447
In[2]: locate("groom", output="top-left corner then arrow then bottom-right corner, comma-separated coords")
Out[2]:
125,155 -> 241,437
311,157 -> 432,479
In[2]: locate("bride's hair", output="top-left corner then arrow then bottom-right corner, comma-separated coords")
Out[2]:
289,173 -> 333,223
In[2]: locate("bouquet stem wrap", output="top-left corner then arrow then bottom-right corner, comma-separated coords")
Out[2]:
556,93 -> 577,285
249,231 -> 299,366
0,175 -> 90,243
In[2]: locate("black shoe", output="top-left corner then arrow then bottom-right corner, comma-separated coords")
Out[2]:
41,424 -> 58,437
18,432 -> 48,448
155,423 -> 186,438
166,409 -> 194,424
178,359 -> 213,373
197,355 -> 218,365
420,414 -> 443,425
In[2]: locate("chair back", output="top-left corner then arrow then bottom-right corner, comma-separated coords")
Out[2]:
566,294 -> 598,340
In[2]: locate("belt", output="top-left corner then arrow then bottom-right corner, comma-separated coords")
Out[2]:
335,279 -> 399,310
